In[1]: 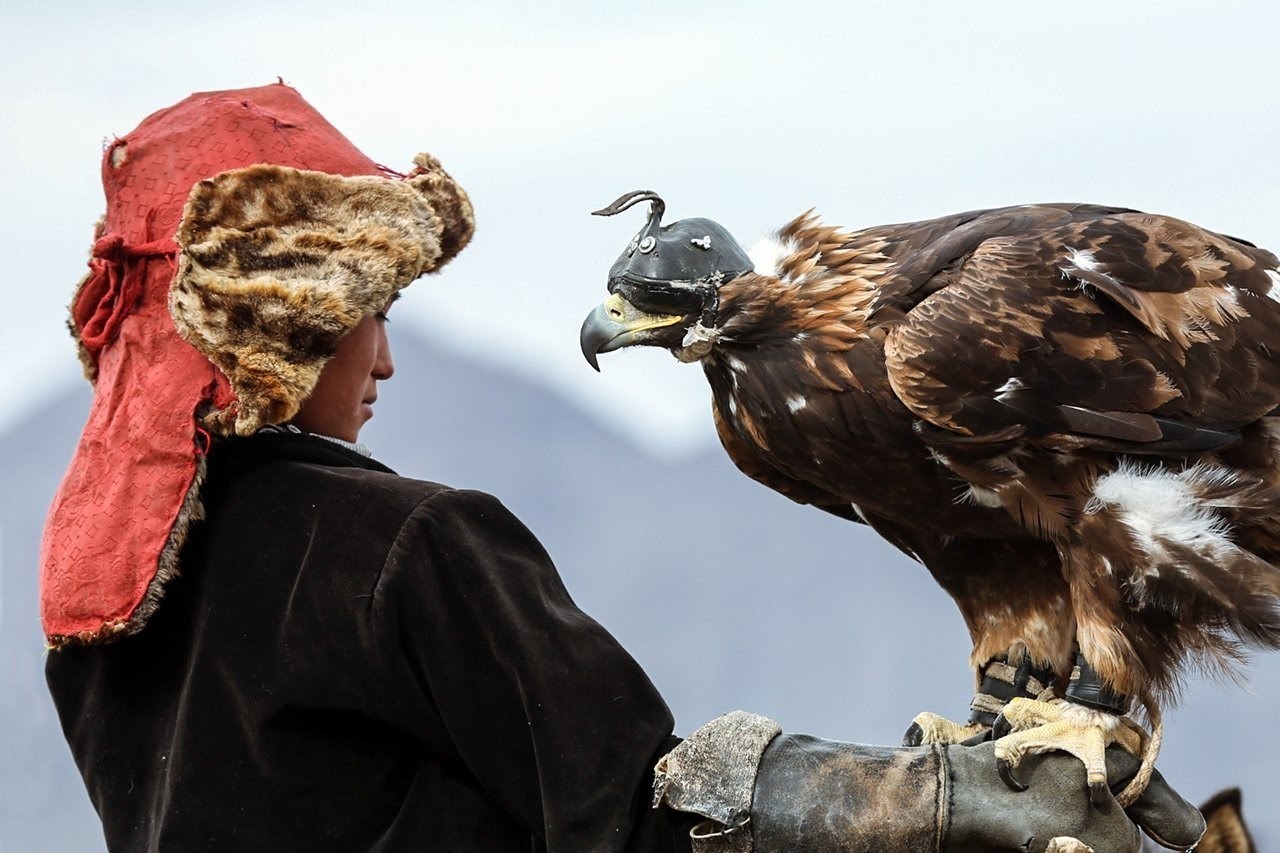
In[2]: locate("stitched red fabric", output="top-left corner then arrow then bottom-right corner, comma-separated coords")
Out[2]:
42,83 -> 389,643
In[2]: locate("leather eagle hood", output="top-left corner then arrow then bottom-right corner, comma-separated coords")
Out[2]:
593,190 -> 752,323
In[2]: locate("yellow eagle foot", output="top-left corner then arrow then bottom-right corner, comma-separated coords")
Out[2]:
992,697 -> 1148,805
902,711 -> 986,746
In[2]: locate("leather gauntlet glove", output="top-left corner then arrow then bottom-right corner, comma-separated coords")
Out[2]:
655,712 -> 1205,853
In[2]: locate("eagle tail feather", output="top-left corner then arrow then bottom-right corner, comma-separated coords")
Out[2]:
1075,462 -> 1280,698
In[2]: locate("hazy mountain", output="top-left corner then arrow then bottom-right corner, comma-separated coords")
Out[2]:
3,330 -> 1275,850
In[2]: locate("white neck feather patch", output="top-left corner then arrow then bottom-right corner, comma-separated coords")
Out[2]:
747,235 -> 794,278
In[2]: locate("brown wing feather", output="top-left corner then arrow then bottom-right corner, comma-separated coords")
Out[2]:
862,203 -> 1141,321
883,217 -> 1280,450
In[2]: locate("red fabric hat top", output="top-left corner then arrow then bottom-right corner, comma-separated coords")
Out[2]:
72,82 -> 389,376
105,81 -> 383,237
41,82 -> 443,646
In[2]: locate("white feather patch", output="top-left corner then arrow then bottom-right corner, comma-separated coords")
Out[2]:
965,485 -> 1004,508
747,235 -> 792,277
995,377 -> 1026,401
1067,249 -> 1101,273
1063,249 -> 1122,288
786,395 -> 807,413
1090,461 -> 1236,558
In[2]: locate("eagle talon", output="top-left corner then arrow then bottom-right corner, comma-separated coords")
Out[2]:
996,756 -> 1028,792
1089,778 -> 1109,806
992,712 -> 1013,740
902,722 -> 924,747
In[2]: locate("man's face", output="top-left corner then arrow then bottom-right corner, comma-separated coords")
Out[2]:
291,301 -> 395,442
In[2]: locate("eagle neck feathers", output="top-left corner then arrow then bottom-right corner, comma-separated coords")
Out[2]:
713,212 -> 890,351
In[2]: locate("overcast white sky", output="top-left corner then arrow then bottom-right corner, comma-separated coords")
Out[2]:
5,0 -> 1280,457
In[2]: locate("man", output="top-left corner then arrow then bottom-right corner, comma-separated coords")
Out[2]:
42,82 -> 1204,851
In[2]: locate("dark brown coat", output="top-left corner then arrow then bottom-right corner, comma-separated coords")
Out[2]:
46,432 -> 694,851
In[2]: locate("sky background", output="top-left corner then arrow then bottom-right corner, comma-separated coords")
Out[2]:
4,0 -> 1280,843
6,0 -> 1280,458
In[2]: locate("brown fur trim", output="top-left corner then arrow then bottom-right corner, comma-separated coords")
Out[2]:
67,216 -> 107,383
129,448 -> 208,635
67,270 -> 99,383
407,153 -> 475,266
170,155 -> 473,436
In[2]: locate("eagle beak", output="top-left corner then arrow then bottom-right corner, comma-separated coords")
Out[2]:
579,293 -> 684,371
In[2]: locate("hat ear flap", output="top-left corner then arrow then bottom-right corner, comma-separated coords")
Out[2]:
171,160 -> 456,436
408,153 -> 474,269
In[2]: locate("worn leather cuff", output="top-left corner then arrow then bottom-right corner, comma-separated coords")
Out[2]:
653,711 -> 782,853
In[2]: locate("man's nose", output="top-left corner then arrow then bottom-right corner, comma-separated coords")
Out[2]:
374,328 -> 395,380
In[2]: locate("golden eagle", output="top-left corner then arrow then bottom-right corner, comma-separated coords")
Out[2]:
580,191 -> 1280,805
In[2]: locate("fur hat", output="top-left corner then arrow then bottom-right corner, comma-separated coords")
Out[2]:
172,152 -> 471,435
42,82 -> 473,646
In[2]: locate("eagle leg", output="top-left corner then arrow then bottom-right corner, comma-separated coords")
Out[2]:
902,655 -> 1056,747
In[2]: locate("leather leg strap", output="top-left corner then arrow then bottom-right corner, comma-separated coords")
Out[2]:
969,656 -> 1056,726
1064,653 -> 1129,714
